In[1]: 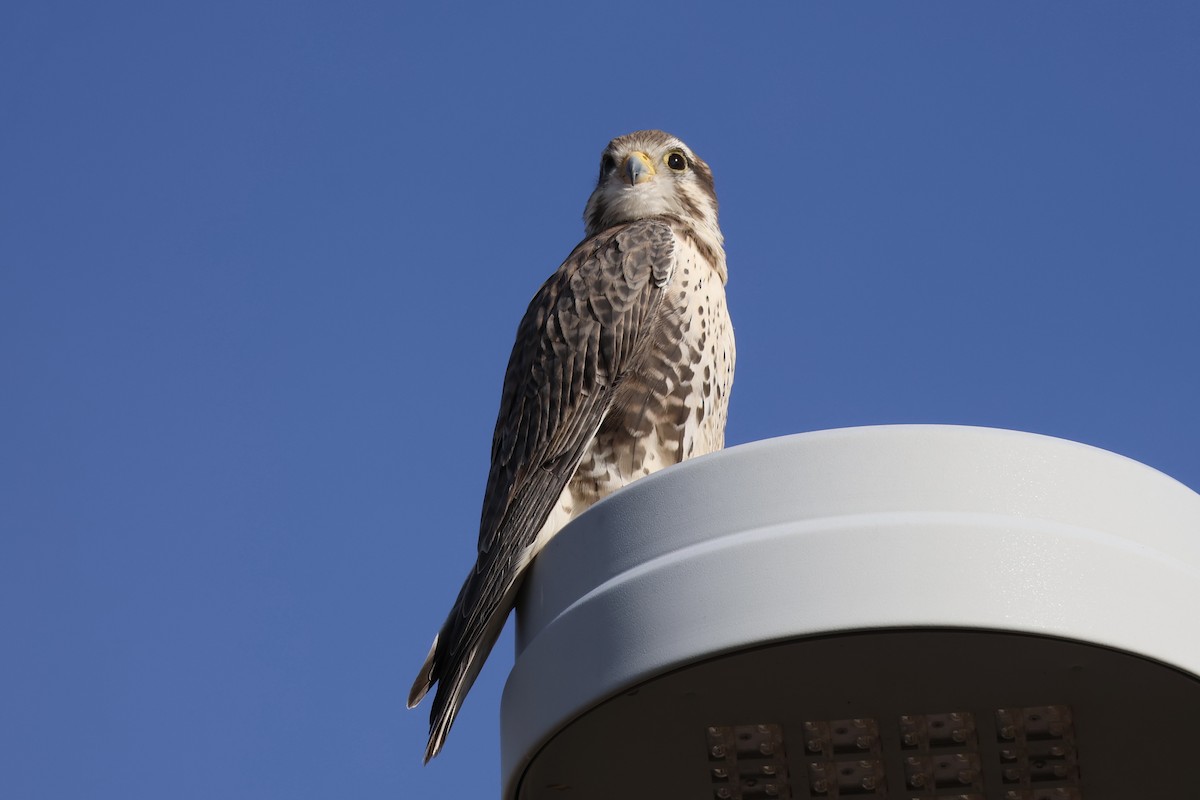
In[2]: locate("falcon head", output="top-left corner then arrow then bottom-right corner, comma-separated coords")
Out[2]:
583,130 -> 723,259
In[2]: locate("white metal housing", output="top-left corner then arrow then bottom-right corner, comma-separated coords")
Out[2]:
501,425 -> 1200,799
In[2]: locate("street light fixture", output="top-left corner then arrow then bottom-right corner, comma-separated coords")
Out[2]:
502,425 -> 1200,799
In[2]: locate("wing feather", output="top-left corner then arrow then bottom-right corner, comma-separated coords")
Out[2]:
409,219 -> 677,761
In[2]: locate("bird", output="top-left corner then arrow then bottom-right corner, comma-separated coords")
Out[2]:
407,129 -> 735,762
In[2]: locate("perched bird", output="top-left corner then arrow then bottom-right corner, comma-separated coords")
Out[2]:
408,130 -> 735,761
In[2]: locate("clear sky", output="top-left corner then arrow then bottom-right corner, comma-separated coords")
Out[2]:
3,2 -> 1198,798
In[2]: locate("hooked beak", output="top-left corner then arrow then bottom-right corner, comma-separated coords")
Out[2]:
623,151 -> 656,185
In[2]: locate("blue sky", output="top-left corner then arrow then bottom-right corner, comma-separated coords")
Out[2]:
3,2 -> 1198,798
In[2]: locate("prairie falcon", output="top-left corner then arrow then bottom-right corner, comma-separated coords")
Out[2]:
408,130 -> 735,761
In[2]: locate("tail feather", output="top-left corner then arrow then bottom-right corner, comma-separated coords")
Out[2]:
422,645 -> 483,763
410,510 -> 551,759
410,607 -> 512,761
407,634 -> 438,709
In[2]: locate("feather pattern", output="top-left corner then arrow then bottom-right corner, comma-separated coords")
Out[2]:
409,131 -> 734,761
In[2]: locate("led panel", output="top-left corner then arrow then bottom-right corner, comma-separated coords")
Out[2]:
510,630 -> 1200,798
707,724 -> 791,800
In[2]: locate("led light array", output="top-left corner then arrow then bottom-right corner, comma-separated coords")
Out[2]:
899,711 -> 983,799
707,723 -> 791,800
996,705 -> 1080,800
706,706 -> 1080,800
803,717 -> 886,797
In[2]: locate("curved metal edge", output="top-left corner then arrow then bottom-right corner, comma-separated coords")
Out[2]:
500,427 -> 1200,796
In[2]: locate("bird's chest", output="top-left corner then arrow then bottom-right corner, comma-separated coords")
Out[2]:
567,253 -> 734,509
653,253 -> 735,457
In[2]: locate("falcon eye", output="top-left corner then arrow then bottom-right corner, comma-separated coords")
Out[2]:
599,154 -> 616,176
665,151 -> 688,171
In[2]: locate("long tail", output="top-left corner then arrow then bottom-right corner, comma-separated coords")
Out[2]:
408,595 -> 516,762
409,462 -> 582,760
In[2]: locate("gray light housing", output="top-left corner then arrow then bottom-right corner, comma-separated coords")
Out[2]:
501,425 -> 1200,799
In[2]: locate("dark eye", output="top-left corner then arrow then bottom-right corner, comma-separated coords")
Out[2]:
599,154 -> 616,176
665,151 -> 687,171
